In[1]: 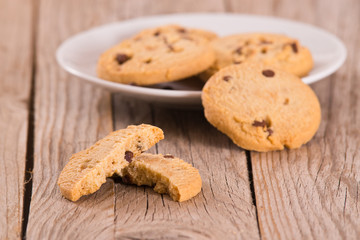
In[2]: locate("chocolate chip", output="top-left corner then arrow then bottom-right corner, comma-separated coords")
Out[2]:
144,59 -> 152,64
223,75 -> 232,81
291,42 -> 298,53
124,151 -> 134,163
177,28 -> 187,33
233,61 -> 242,64
164,154 -> 174,159
234,47 -> 242,55
116,54 -> 130,64
252,120 -> 267,127
267,128 -> 273,136
154,31 -> 161,36
262,69 -> 275,77
130,83 -> 138,86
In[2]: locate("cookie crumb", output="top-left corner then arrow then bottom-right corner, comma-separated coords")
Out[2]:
262,70 -> 275,77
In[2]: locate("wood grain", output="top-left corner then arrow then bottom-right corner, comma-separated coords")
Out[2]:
25,0 -> 116,239
4,0 -> 358,239
0,0 -> 34,239
225,0 -> 360,239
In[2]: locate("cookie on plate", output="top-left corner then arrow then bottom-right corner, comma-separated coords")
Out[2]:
122,153 -> 202,202
199,33 -> 313,80
58,124 -> 164,201
202,62 -> 321,152
97,25 -> 216,85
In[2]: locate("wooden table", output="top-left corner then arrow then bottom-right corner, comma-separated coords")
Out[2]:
1,0 -> 359,239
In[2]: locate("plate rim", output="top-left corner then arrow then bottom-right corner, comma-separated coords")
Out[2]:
56,12 -> 347,99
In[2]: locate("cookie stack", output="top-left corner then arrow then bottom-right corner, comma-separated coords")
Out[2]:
97,25 -> 321,152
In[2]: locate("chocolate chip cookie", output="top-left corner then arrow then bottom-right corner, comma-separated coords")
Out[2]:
122,153 -> 202,202
200,33 -> 313,80
58,124 -> 164,201
202,62 -> 321,152
97,25 -> 216,85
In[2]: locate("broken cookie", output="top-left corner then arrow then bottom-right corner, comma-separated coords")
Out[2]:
122,153 -> 202,202
58,124 -> 164,201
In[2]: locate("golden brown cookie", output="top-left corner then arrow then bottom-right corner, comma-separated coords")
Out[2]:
97,25 -> 216,85
202,62 -> 321,152
200,33 -> 313,80
122,153 -> 202,202
58,124 -> 164,201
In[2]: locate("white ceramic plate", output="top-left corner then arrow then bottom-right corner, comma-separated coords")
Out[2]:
56,13 -> 347,107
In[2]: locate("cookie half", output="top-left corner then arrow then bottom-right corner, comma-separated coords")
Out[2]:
97,25 -> 216,85
58,124 -> 164,201
202,62 -> 321,152
200,33 -> 313,80
122,153 -> 202,202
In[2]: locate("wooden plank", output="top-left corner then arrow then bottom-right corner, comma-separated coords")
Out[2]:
112,1 -> 260,239
25,0 -> 117,239
113,99 -> 260,240
0,0 -> 34,239
226,0 -> 360,238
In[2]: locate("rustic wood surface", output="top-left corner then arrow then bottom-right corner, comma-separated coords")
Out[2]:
25,0 -> 115,239
0,0 -> 34,239
0,0 -> 359,239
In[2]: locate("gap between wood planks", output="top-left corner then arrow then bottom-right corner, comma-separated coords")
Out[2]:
246,151 -> 261,238
21,0 -> 39,239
